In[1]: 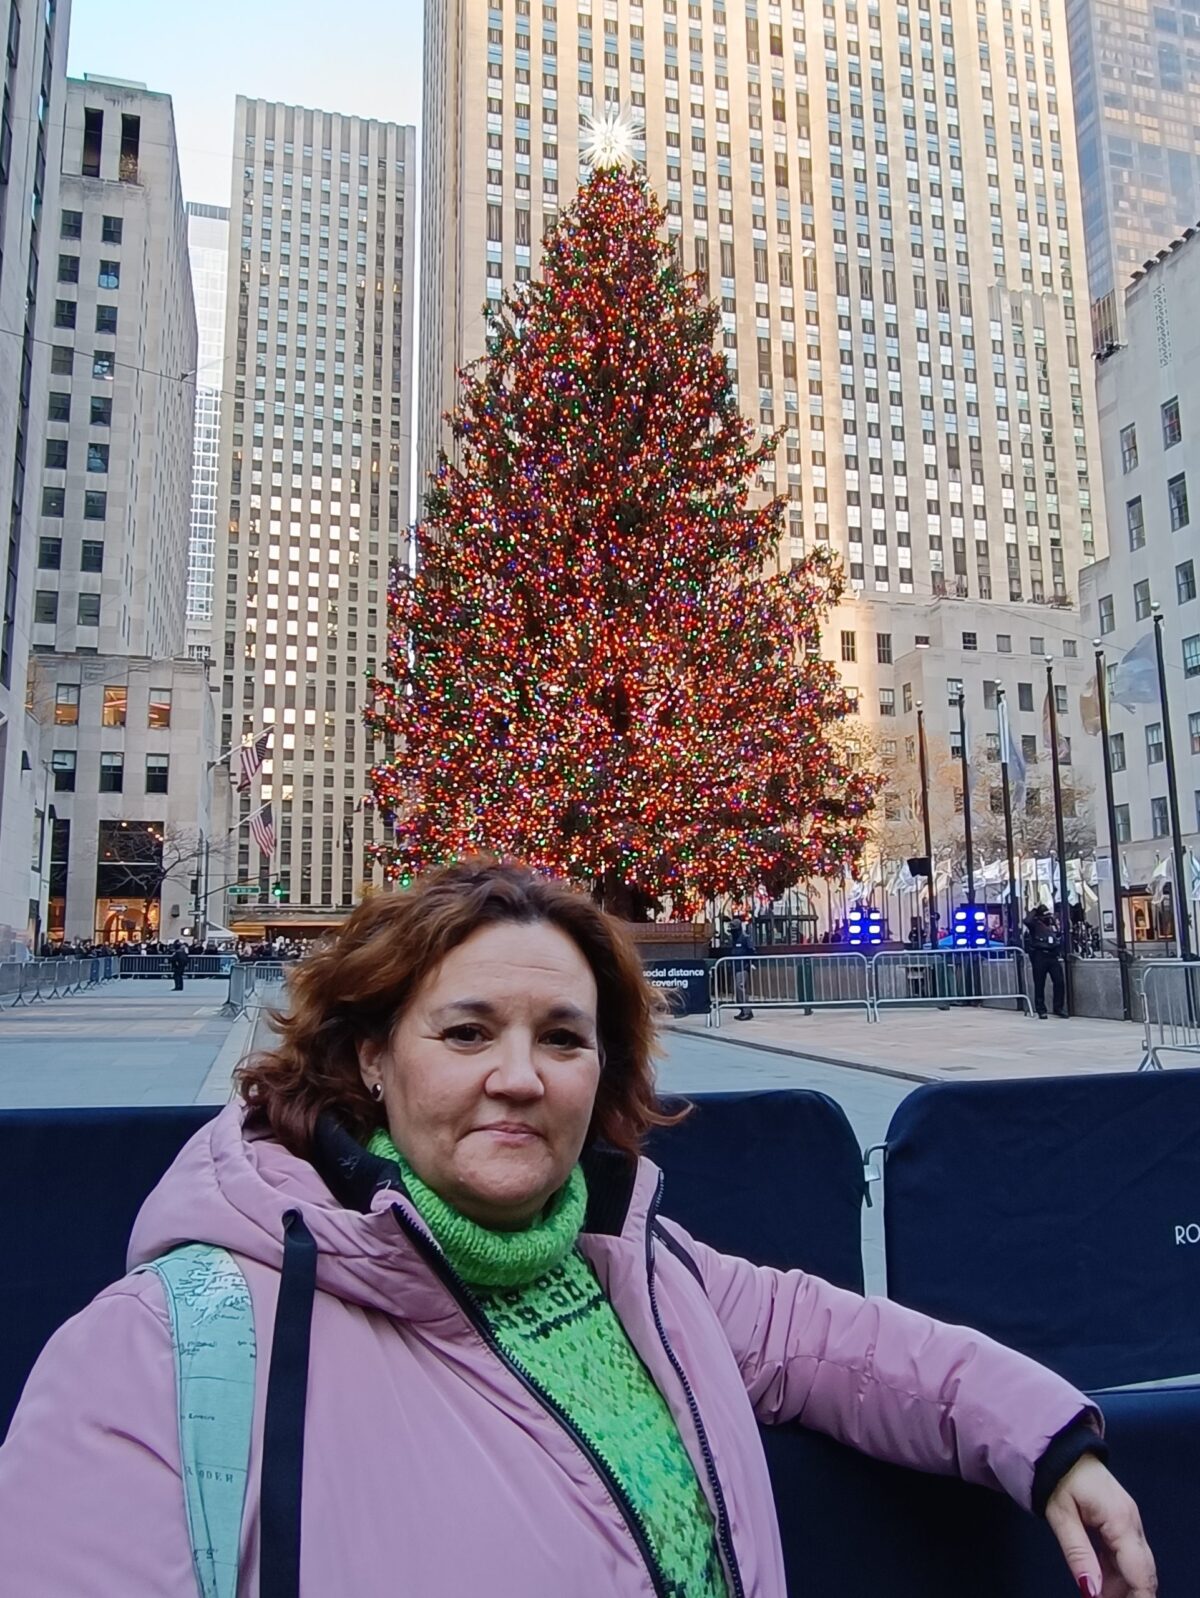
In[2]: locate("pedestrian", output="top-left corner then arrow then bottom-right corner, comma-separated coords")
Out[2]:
728,913 -> 756,1020
167,941 -> 190,993
0,860 -> 1154,1597
1024,905 -> 1067,1019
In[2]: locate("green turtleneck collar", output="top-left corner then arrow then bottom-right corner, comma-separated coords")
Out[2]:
366,1128 -> 588,1289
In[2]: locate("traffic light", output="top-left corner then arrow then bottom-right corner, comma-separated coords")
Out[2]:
271,879 -> 286,900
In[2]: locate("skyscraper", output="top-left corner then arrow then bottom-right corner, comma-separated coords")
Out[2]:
0,0 -> 71,953
420,0 -> 1104,806
186,201 -> 230,661
1067,0 -> 1200,352
215,99 -> 416,933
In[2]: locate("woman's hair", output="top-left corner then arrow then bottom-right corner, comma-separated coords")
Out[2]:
237,858 -> 680,1159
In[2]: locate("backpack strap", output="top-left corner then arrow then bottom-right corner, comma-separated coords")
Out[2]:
138,1244 -> 256,1598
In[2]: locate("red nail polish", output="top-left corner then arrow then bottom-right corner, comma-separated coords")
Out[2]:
1077,1579 -> 1097,1598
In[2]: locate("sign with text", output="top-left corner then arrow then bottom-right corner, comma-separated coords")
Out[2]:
642,960 -> 710,1015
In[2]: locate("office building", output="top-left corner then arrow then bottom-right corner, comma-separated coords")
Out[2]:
0,0 -> 71,954
186,201 -> 230,660
1067,0 -> 1200,351
1082,227 -> 1200,945
420,0 -> 1104,832
28,77 -> 210,945
214,98 -> 416,934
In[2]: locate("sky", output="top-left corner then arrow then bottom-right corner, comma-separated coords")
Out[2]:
66,0 -> 426,206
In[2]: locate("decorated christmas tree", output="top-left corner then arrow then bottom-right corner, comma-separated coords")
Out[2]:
366,132 -> 877,916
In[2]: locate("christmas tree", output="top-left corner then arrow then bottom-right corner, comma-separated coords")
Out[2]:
366,149 -> 878,916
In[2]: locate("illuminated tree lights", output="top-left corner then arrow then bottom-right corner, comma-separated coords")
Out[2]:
365,166 -> 878,914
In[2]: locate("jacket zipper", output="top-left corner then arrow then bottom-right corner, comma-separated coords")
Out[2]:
646,1173 -> 747,1598
390,1204 -> 671,1598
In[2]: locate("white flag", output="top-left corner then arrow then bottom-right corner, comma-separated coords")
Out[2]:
1189,851 -> 1200,904
1150,855 -> 1169,904
1111,633 -> 1159,710
997,697 -> 1027,805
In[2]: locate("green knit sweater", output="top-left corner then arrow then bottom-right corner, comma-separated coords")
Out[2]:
367,1131 -> 726,1598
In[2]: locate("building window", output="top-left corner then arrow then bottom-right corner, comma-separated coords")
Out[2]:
60,209 -> 82,238
1016,682 -> 1033,712
1120,423 -> 1138,472
840,629 -> 857,662
82,106 -> 103,176
1064,640 -> 1078,658
1098,594 -> 1115,634
99,753 -> 124,794
1114,803 -> 1131,844
1127,498 -> 1145,550
1151,796 -> 1170,838
983,680 -> 998,711
44,438 -> 68,470
1162,396 -> 1182,449
77,592 -> 101,627
84,490 -> 107,520
52,751 -> 76,792
41,487 -> 65,517
101,685 -> 127,727
54,684 -> 79,726
947,676 -> 963,703
996,634 -> 1012,653
86,443 -> 109,473
90,397 -> 112,427
148,688 -> 172,729
1147,722 -> 1165,764
1178,561 -> 1197,604
1191,712 -> 1200,755
1109,732 -> 1126,772
902,682 -> 913,713
80,540 -> 104,572
57,253 -> 79,284
92,351 -> 115,380
50,346 -> 74,375
33,586 -> 59,624
1022,734 -> 1039,764
1030,637 -> 1045,657
97,259 -> 120,290
145,754 -> 170,794
54,299 -> 76,329
1184,635 -> 1200,678
48,391 -> 70,423
95,305 -> 118,335
1169,473 -> 1190,530
101,215 -> 123,244
962,631 -> 978,650
879,688 -> 896,716
876,633 -> 892,664
1134,579 -> 1153,621
37,537 -> 61,569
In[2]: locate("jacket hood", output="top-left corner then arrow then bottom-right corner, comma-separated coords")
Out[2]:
127,1101 -> 661,1325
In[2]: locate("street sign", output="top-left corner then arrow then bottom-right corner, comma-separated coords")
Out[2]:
228,884 -> 258,897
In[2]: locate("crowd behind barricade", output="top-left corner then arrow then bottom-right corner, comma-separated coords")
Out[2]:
234,939 -> 309,962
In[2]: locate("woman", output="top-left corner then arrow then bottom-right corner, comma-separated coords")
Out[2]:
0,860 -> 1155,1597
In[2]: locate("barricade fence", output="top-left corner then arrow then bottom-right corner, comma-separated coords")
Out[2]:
709,953 -> 874,1023
1139,958 -> 1200,1070
1,956 -> 117,1009
118,954 -> 233,980
709,949 -> 1031,1023
221,961 -> 292,1018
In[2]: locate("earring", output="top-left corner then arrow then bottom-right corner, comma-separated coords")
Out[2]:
369,1082 -> 383,1102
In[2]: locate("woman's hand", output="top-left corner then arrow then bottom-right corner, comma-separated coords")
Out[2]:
1044,1455 -> 1157,1597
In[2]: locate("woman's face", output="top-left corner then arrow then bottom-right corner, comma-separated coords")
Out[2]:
358,919 -> 602,1230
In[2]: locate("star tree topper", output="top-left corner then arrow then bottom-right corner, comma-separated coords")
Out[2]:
580,104 -> 645,171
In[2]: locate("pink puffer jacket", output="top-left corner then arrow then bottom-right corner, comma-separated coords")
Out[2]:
0,1102 -> 1097,1596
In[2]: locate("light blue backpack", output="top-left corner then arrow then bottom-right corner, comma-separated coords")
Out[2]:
137,1243 -> 257,1598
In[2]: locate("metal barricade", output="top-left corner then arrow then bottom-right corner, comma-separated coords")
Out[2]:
870,948 -> 1031,1018
2,956 -> 108,1008
709,953 -> 873,1025
1138,959 -> 1200,1070
117,954 -> 229,980
221,961 -> 292,1018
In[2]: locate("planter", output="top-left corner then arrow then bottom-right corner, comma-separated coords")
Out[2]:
620,921 -> 713,963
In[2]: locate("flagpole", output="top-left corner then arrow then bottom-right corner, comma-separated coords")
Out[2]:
916,701 -> 938,948
996,685 -> 1020,945
1150,606 -> 1192,959
955,690 -> 976,906
1094,643 -> 1132,1019
1045,660 -> 1074,1012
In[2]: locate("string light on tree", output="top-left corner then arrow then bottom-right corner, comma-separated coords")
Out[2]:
365,164 -> 879,917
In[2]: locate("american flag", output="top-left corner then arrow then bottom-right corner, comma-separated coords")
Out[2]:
237,727 -> 273,792
249,803 -> 275,858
